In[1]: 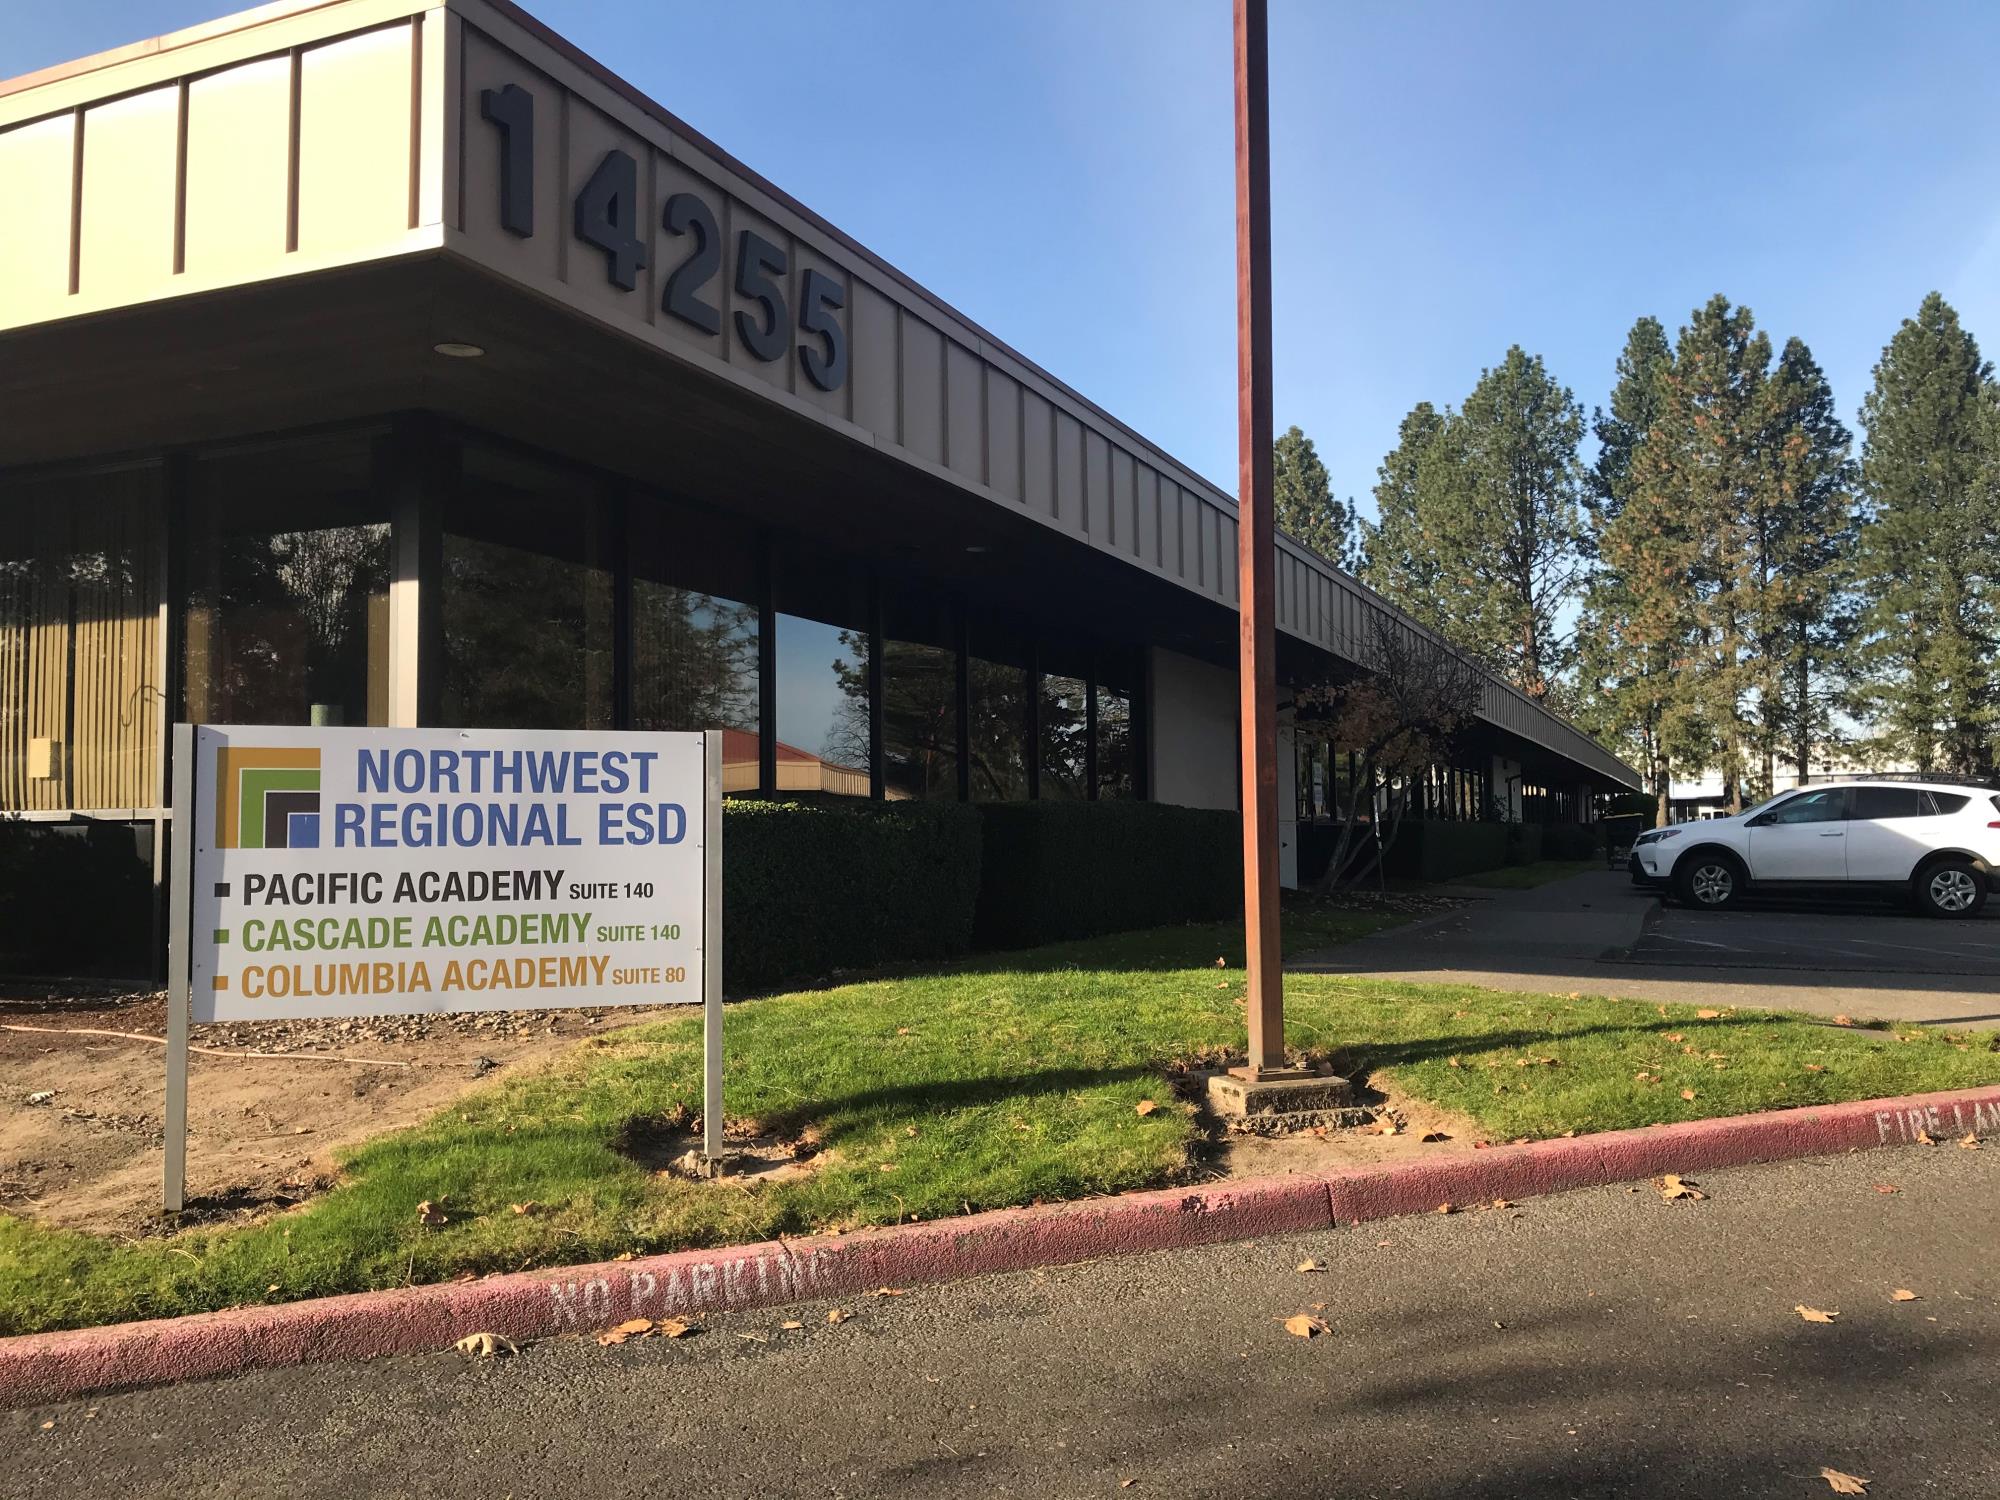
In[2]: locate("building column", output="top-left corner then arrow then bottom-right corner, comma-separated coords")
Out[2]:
1277,707 -> 1298,890
384,420 -> 446,729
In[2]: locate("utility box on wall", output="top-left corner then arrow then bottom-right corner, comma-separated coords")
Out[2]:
26,737 -> 62,781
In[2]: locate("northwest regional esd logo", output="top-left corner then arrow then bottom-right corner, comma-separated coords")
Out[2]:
216,747 -> 322,850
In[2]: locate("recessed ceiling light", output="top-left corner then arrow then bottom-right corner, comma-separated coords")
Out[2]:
433,341 -> 486,358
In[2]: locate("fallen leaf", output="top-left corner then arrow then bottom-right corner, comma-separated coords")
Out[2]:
780,1320 -> 804,1331
266,1284 -> 280,1294
1796,1304 -> 1838,1324
598,1318 -> 654,1346
1664,1032 -> 1685,1043
1957,1133 -> 1980,1150
1446,1057 -> 1462,1069
454,1332 -> 518,1358
1282,1314 -> 1330,1339
1634,1070 -> 1655,1083
1657,1174 -> 1705,1202
39,1420 -> 53,1431
658,1317 -> 696,1338
1915,1130 -> 1937,1146
1803,1063 -> 1826,1073
1695,1008 -> 1722,1019
1376,1119 -> 1401,1135
1890,1289 -> 1918,1302
879,1162 -> 899,1173
1296,1259 -> 1328,1273
510,1201 -> 537,1216
1487,1198 -> 1512,1210
1832,1015 -> 1854,1027
905,1126 -> 919,1137
872,1286 -> 908,1297
826,1308 -> 852,1325
895,1027 -> 911,1036
1435,1202 -> 1455,1215
1819,1467 -> 1869,1494
1873,1183 -> 1899,1194
1680,1089 -> 1698,1101
415,1200 -> 449,1227
1214,957 -> 1227,968
1134,1100 -> 1158,1117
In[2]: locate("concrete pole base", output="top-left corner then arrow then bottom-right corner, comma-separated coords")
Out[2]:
1206,1070 -> 1373,1135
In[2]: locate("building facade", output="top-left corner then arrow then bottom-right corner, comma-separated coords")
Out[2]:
0,0 -> 1639,969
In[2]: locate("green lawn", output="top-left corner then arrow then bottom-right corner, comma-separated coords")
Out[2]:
1450,859 -> 1601,890
4,901 -> 1996,1337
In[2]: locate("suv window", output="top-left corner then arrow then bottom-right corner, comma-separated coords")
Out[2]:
1929,792 -> 1971,815
1767,788 -> 1849,825
1854,786 -> 1928,820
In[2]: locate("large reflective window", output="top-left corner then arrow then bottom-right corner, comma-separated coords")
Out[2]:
441,445 -> 612,730
775,614 -> 872,797
966,618 -> 1028,802
185,436 -> 389,731
881,592 -> 958,801
0,465 -> 163,811
1038,672 -> 1089,799
630,498 -> 760,791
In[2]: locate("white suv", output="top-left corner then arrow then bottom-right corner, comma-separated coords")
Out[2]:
1630,781 -> 2000,918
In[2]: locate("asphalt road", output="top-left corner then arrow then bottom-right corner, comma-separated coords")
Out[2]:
10,1148 -> 1997,1499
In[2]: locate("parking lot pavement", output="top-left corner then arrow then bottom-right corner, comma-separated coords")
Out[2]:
1297,871 -> 2000,1030
1629,903 -> 2000,977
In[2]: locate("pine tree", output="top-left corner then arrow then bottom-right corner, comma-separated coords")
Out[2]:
1273,424 -> 1359,571
1579,315 -> 1707,823
1853,292 -> 2000,776
1629,296 -> 1771,812
1434,347 -> 1588,701
1755,338 -> 1858,784
1362,402 -> 1458,638
1361,355 -> 1587,704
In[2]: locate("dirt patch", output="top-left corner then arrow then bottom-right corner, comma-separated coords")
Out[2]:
612,1110 -> 823,1185
0,990 -> 683,1236
1211,1074 -> 1484,1179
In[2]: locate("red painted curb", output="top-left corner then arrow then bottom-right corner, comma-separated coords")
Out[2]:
5,1082 -> 1997,1408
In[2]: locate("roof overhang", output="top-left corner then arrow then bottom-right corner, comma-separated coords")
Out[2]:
0,0 -> 1642,789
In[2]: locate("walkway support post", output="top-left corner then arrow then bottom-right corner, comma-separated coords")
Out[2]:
1232,0 -> 1286,1078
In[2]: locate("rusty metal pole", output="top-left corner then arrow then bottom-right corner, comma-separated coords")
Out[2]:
1232,0 -> 1285,1078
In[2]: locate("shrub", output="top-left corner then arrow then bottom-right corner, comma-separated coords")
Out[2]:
1541,822 -> 1599,860
0,818 -> 155,977
721,797 -> 982,992
1502,822 -> 1545,866
1382,820 -> 1510,882
973,801 -> 1240,948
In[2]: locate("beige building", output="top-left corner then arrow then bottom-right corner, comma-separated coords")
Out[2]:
0,0 -> 1637,970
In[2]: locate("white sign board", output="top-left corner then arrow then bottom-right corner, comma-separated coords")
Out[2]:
188,726 -> 711,1021
164,724 -> 723,1209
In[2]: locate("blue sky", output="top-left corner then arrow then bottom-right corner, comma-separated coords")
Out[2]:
12,1 -> 2000,517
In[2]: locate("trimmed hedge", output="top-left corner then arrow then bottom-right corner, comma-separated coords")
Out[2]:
0,818 -> 155,977
1503,822 -> 1545,866
973,800 -> 1240,949
1381,819 -> 1510,883
721,797 -> 982,993
1541,822 -> 1599,861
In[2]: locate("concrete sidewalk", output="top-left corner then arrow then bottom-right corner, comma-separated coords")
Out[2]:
1297,868 -> 2000,1029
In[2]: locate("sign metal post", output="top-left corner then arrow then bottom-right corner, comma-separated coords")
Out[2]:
702,729 -> 724,1166
163,722 -> 195,1214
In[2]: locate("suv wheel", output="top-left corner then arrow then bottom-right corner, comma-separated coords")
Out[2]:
1916,858 -> 1988,919
1675,851 -> 1743,911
